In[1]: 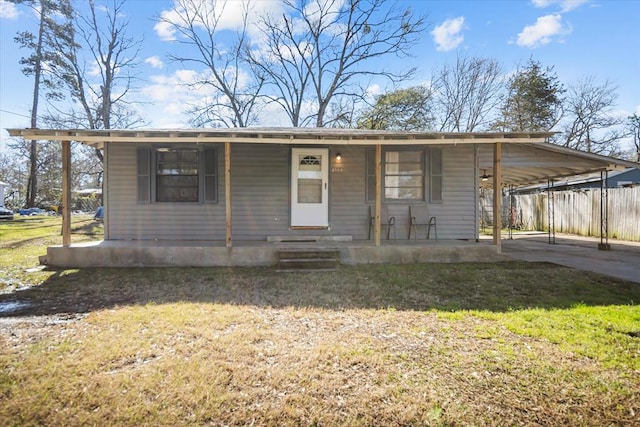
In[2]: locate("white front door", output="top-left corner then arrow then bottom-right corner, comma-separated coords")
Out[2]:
291,148 -> 329,227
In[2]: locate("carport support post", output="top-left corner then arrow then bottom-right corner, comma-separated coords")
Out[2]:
547,179 -> 555,244
61,139 -> 71,247
375,144 -> 382,247
225,141 -> 232,248
492,142 -> 502,253
598,170 -> 611,250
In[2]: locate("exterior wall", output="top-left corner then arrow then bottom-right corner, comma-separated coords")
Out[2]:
106,143 -> 227,240
106,143 -> 477,241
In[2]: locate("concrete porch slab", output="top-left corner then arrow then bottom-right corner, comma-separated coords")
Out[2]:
45,239 -> 503,268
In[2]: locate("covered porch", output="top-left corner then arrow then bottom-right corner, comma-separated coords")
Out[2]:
7,127 -> 638,268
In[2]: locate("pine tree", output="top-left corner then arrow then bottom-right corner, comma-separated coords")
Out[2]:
493,59 -> 564,132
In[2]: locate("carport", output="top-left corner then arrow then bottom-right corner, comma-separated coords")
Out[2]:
477,143 -> 640,250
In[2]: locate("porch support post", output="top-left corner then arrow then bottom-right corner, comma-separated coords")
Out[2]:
375,144 -> 382,247
61,140 -> 71,247
492,142 -> 502,253
225,141 -> 232,248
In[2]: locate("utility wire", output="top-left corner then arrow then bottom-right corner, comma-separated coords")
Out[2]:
0,109 -> 31,119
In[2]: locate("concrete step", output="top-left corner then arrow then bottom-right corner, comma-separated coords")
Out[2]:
278,249 -> 340,260
276,249 -> 340,272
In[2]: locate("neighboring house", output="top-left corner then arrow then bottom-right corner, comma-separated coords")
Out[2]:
513,168 -> 640,194
6,128 -> 640,267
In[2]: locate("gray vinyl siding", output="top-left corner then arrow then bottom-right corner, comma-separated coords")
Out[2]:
379,145 -> 476,240
230,144 -> 290,239
432,144 -> 476,239
329,146 -> 368,238
107,143 -> 226,240
105,143 -> 477,241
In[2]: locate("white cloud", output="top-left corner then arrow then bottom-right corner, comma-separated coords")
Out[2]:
0,0 -> 19,19
531,0 -> 589,13
155,0 -> 283,42
145,56 -> 164,69
140,69 -> 224,126
155,8 -> 181,41
516,14 -> 571,48
366,84 -> 382,98
431,17 -> 465,52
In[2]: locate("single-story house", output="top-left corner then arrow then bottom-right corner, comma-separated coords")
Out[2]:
7,128 -> 640,267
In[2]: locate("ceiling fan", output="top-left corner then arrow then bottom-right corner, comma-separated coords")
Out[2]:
480,169 -> 492,182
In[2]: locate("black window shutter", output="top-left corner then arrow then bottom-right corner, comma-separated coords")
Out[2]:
429,148 -> 443,202
204,148 -> 217,203
137,147 -> 151,203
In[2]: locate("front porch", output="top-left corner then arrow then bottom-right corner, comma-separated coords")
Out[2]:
45,238 -> 503,268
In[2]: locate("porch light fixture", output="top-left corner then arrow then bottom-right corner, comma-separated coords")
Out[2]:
481,169 -> 490,182
336,153 -> 342,161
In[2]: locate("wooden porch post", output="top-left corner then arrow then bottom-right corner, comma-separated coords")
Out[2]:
61,140 -> 72,247
492,142 -> 502,253
375,144 -> 382,247
225,141 -> 232,248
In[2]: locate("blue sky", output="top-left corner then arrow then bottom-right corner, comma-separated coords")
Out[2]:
1,0 -> 638,149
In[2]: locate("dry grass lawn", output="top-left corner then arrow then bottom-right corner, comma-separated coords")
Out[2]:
0,217 -> 639,426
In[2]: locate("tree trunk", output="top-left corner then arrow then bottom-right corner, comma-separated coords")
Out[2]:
26,4 -> 47,208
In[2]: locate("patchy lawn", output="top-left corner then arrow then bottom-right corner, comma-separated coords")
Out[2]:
0,218 -> 638,426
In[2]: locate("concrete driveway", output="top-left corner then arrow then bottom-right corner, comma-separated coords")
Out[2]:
497,232 -> 640,284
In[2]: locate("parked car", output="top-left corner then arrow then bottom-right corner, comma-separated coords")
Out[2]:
0,206 -> 14,220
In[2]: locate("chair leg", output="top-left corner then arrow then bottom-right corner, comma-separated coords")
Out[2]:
426,218 -> 437,240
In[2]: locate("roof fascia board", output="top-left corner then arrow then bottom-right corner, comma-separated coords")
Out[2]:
6,128 -> 552,145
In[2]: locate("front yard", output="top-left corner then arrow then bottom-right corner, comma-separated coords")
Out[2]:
0,217 -> 638,426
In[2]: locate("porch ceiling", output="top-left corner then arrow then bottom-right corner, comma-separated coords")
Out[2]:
7,127 -> 553,148
478,143 -> 640,188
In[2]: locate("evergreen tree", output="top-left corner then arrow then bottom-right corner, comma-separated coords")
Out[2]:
12,0 -> 73,207
493,59 -> 564,132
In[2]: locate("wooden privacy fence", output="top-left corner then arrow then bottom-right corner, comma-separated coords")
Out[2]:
506,187 -> 640,241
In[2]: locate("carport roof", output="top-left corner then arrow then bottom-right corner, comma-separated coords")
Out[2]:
478,142 -> 640,188
6,127 -> 640,188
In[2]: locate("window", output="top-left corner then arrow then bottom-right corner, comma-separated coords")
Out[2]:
156,149 -> 199,202
384,151 -> 424,200
366,147 -> 442,202
137,146 -> 217,203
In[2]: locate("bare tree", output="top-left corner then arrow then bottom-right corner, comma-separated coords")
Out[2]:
561,77 -> 623,156
356,85 -> 435,130
247,7 -> 314,127
250,0 -> 427,127
433,53 -> 503,132
11,0 -> 73,207
46,0 -> 145,134
158,0 -> 264,128
627,114 -> 640,162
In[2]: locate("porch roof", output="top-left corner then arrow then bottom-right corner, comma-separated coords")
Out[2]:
7,127 -> 552,147
6,127 -> 639,188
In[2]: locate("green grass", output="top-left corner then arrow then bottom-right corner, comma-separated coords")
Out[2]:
0,215 -> 102,289
0,217 -> 639,426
